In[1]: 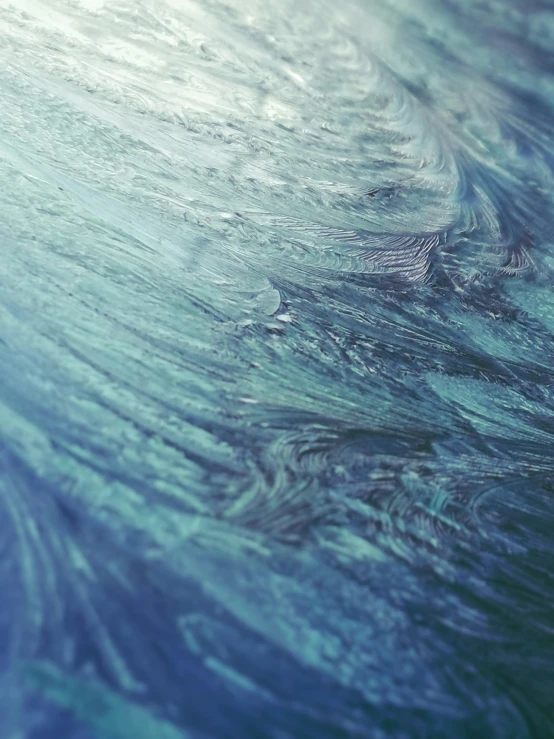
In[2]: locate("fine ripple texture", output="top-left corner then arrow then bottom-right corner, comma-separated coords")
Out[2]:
1,0 -> 554,737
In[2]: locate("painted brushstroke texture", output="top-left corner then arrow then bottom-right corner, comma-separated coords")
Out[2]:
1,0 -> 554,736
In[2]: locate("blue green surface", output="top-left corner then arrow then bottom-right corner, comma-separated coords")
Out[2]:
1,0 -> 554,736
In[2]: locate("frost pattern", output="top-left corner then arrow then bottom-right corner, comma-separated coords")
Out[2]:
1,0 -> 554,736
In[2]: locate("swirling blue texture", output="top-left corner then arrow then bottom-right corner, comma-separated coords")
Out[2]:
1,0 -> 554,736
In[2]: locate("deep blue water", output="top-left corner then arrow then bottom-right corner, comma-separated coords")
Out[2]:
2,0 -> 554,736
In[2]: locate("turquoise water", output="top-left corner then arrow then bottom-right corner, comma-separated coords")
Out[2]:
1,0 -> 554,736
